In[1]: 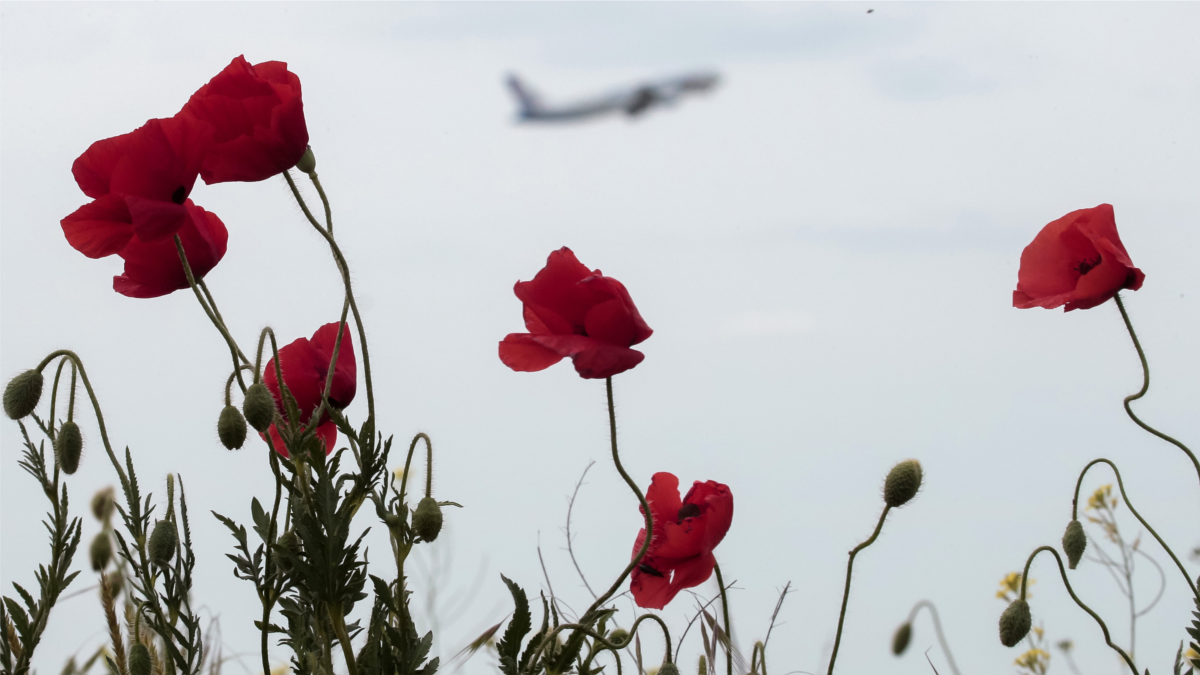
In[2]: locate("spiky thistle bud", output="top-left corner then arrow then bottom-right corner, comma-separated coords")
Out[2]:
128,643 -> 152,675
55,421 -> 83,475
413,497 -> 444,542
1062,520 -> 1087,569
217,405 -> 247,450
89,533 -> 112,571
608,628 -> 629,645
659,663 -> 679,675
4,369 -> 43,420
883,459 -> 922,508
243,383 -> 276,433
892,622 -> 912,655
998,599 -> 1032,647
296,146 -> 317,174
91,487 -> 115,522
148,520 -> 177,567
697,655 -> 708,675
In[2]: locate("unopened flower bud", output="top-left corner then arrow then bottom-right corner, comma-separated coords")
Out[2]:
697,655 -> 708,675
608,628 -> 629,645
91,487 -> 115,522
1062,519 -> 1086,570
413,497 -> 444,542
148,520 -> 177,567
883,460 -> 922,508
55,421 -> 83,475
659,663 -> 679,675
892,622 -> 912,655
90,533 -> 112,571
243,383 -> 276,433
4,369 -> 44,420
274,530 -> 300,573
998,599 -> 1032,647
218,405 -> 247,450
296,146 -> 317,174
128,643 -> 152,675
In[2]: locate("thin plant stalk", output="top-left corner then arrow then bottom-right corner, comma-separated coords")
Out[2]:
826,505 -> 891,675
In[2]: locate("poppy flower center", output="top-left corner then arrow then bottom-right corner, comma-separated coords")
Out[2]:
677,503 -> 701,522
171,185 -> 187,205
1074,255 -> 1102,276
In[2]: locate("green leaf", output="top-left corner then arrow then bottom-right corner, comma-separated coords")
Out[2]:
498,575 -> 532,675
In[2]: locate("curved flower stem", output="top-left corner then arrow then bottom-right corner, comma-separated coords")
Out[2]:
199,278 -> 251,365
398,433 -> 433,507
713,563 -> 733,675
905,600 -> 960,675
1070,458 -> 1196,596
282,170 -> 375,423
1113,293 -> 1200,494
310,173 -> 333,234
173,236 -> 249,393
1019,546 -> 1137,672
47,356 -> 76,440
531,613 -> 673,674
34,350 -> 128,491
225,366 -> 254,406
826,505 -> 891,675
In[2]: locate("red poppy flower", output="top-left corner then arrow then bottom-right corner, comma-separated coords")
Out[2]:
499,247 -> 653,379
180,55 -> 309,184
630,472 -> 733,610
261,322 -> 356,457
66,115 -> 213,245
1013,204 -> 1145,312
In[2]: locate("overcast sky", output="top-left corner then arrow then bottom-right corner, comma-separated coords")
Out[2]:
3,3 -> 1200,675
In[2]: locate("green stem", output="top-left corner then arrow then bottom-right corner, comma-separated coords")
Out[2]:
905,600 -> 960,675
1113,293 -> 1200,493
173,236 -> 248,393
198,278 -> 251,366
826,505 -> 891,675
328,603 -> 359,675
1019,546 -> 1137,671
310,173 -> 334,235
47,357 -> 70,440
713,563 -> 732,675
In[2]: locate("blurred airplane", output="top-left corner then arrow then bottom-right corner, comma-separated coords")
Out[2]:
506,71 -> 719,122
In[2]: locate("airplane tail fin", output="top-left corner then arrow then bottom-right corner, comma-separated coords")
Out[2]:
506,74 -> 543,118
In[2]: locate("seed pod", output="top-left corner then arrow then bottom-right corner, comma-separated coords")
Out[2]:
998,599 -> 1032,647
217,405 -> 248,450
413,497 -> 444,542
242,383 -> 276,433
883,460 -> 923,508
4,369 -> 43,420
892,622 -> 912,655
697,655 -> 708,675
91,487 -> 115,522
296,146 -> 317,173
1062,519 -> 1087,570
128,643 -> 152,675
55,421 -> 83,475
659,663 -> 680,675
608,628 -> 629,645
89,533 -> 112,571
148,520 -> 177,567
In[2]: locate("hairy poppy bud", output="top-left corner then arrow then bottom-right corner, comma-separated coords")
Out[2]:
892,622 -> 912,655
413,497 -> 443,542
697,655 -> 707,675
296,146 -> 316,174
89,533 -> 112,571
128,643 -> 152,675
218,405 -> 247,450
55,421 -> 83,475
883,460 -> 922,508
998,599 -> 1032,647
243,383 -> 276,433
608,628 -> 629,645
148,520 -> 177,567
91,487 -> 115,522
4,369 -> 44,420
1062,520 -> 1087,570
659,663 -> 679,675
274,530 -> 300,573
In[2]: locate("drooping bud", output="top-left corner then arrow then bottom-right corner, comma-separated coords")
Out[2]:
4,369 -> 43,420
697,655 -> 708,675
55,421 -> 83,475
1062,520 -> 1087,570
608,628 -> 629,645
883,459 -> 923,508
998,599 -> 1032,647
90,533 -> 112,571
243,383 -> 276,433
891,622 -> 912,655
659,662 -> 680,675
413,497 -> 444,542
148,520 -> 177,567
217,405 -> 248,450
295,146 -> 317,174
128,643 -> 152,675
91,487 -> 115,522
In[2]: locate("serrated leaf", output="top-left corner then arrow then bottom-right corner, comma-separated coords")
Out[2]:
498,575 -> 532,675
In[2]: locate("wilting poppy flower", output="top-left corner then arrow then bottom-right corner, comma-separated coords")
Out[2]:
180,55 -> 309,184
261,322 -> 356,457
499,247 -> 653,379
1013,204 -> 1144,312
630,472 -> 733,610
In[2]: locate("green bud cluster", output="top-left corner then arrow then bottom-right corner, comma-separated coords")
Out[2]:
218,405 -> 247,450
998,599 -> 1032,647
413,497 -> 444,542
607,628 -> 629,645
149,520 -> 177,567
90,533 -> 112,571
128,643 -> 152,675
884,460 -> 923,508
891,622 -> 912,655
4,369 -> 44,420
1062,519 -> 1087,569
55,421 -> 83,475
243,383 -> 276,433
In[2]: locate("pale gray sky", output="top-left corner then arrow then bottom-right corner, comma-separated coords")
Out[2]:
3,3 -> 1200,675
